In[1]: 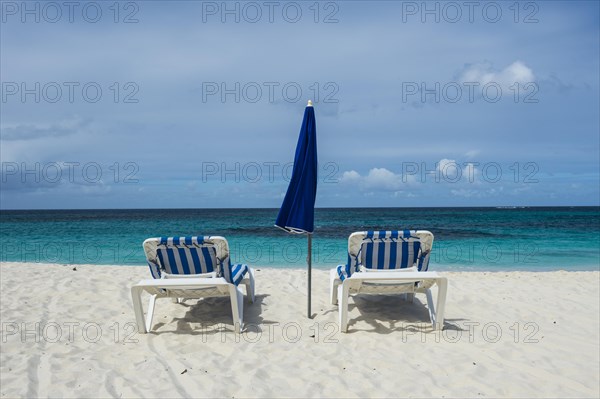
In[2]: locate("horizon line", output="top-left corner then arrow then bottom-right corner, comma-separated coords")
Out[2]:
2,205 -> 599,212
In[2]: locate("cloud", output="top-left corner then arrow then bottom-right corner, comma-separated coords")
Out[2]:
465,150 -> 480,159
0,117 -> 91,141
0,161 -> 119,193
436,158 -> 462,181
464,162 -> 478,181
342,159 -> 481,192
541,74 -> 575,94
364,168 -> 404,190
436,158 -> 457,172
433,158 -> 478,183
450,188 -> 480,198
458,60 -> 535,90
340,167 -> 413,191
340,170 -> 361,182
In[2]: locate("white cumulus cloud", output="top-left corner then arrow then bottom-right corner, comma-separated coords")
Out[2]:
340,170 -> 361,182
459,61 -> 535,90
340,167 -> 411,191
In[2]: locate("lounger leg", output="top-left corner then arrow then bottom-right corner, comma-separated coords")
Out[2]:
330,269 -> 340,305
229,286 -> 244,333
407,293 -> 415,303
245,268 -> 256,303
146,294 -> 158,333
131,286 -> 147,334
425,288 -> 436,330
338,282 -> 350,333
434,278 -> 448,331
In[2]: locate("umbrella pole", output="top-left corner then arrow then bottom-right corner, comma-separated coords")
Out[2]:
307,233 -> 312,318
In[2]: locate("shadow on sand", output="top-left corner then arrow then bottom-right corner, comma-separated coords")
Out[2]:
149,293 -> 276,336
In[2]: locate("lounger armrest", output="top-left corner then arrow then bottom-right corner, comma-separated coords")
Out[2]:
133,277 -> 230,290
347,271 -> 442,282
358,266 -> 418,273
162,272 -> 217,279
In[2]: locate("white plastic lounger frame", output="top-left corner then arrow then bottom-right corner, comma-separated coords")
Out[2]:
330,230 -> 447,332
132,236 -> 255,334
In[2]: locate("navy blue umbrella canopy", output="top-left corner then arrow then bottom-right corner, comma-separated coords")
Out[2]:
275,100 -> 318,317
275,102 -> 318,233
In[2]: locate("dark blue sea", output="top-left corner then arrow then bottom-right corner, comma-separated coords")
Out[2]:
1,207 -> 599,271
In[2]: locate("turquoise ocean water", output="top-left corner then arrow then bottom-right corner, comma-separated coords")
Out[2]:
1,207 -> 598,271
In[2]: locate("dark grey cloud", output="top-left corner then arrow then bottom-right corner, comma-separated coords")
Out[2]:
1,117 -> 92,141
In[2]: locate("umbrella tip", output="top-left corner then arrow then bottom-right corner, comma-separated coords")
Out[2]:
307,100 -> 313,107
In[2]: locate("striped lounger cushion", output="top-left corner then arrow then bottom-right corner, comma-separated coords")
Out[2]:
147,236 -> 249,286
336,230 -> 430,281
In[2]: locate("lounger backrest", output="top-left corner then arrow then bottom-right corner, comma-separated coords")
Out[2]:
156,237 -> 218,275
143,236 -> 230,279
360,232 -> 421,270
347,230 -> 434,272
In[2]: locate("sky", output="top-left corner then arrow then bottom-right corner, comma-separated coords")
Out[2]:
1,0 -> 599,209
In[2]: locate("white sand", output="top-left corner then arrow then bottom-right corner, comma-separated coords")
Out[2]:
1,262 -> 599,398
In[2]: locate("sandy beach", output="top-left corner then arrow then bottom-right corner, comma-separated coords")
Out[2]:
1,262 -> 598,398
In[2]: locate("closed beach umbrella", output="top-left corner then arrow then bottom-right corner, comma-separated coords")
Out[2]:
275,100 -> 318,318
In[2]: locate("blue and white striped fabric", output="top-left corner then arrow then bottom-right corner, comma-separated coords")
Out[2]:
156,236 -> 217,275
417,250 -> 431,272
336,230 -> 431,281
223,262 -> 250,286
148,260 -> 161,279
145,236 -> 249,286
336,263 -> 352,281
361,231 -> 421,270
